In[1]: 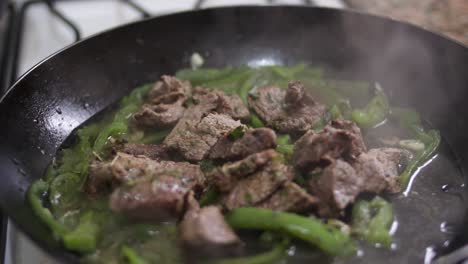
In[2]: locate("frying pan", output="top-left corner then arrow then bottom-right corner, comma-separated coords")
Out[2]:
0,6 -> 467,263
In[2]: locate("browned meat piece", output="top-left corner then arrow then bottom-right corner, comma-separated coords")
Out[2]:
86,153 -> 204,196
110,174 -> 190,221
133,75 -> 191,128
164,87 -> 251,161
307,147 -> 409,217
119,143 -> 171,161
221,159 -> 293,210
209,128 -> 277,161
248,81 -> 326,133
193,87 -> 250,121
293,119 -> 367,171
308,159 -> 362,217
209,149 -> 277,192
179,193 -> 241,255
258,182 -> 319,213
165,113 -> 241,161
355,148 -> 410,193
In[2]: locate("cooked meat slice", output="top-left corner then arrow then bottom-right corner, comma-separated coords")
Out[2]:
328,119 -> 367,158
209,149 -> 277,192
248,81 -> 326,133
165,90 -> 220,152
147,75 -> 191,100
86,152 -> 204,196
308,159 -> 362,217
133,75 -> 191,128
164,87 -> 250,161
355,148 -> 410,193
248,85 -> 284,124
215,93 -> 250,121
307,147 -> 409,217
179,193 -> 240,255
133,97 -> 186,129
119,143 -> 171,161
293,119 -> 366,171
110,174 -> 191,221
258,182 -> 319,213
209,128 -> 277,161
221,161 -> 293,210
165,113 -> 241,161
193,87 -> 250,121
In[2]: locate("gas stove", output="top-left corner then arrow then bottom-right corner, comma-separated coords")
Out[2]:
0,1 -> 346,263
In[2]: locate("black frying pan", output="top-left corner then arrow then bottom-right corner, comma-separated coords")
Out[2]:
1,6 -> 468,263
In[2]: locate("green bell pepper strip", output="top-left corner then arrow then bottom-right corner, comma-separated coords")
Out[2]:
93,84 -> 153,153
351,196 -> 393,247
214,237 -> 290,264
390,108 -> 441,188
63,212 -> 100,253
399,130 -> 440,187
27,180 -> 68,239
276,135 -> 294,157
250,113 -> 265,128
176,67 -> 241,85
270,64 -> 307,80
199,187 -> 220,207
137,129 -> 171,144
329,104 -> 342,120
122,246 -> 148,264
225,208 -> 356,256
351,90 -> 389,128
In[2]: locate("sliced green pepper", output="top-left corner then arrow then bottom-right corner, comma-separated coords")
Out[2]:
351,196 -> 394,248
250,114 -> 265,128
399,130 -> 440,187
225,208 -> 355,256
199,187 -> 220,207
214,237 -> 290,264
276,134 -> 294,157
351,89 -> 389,128
27,180 -> 68,239
122,246 -> 148,264
63,211 -> 100,253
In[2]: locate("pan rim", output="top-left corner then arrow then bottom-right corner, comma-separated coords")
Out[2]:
1,4 -> 467,104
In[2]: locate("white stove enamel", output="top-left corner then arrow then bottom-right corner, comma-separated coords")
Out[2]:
6,0 -> 344,263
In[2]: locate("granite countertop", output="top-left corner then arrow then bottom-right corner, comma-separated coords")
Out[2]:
346,0 -> 468,45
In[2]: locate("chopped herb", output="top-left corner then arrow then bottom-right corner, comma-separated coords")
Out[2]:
250,114 -> 265,128
229,126 -> 247,141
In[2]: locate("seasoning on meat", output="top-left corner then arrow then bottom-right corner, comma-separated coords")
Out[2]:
248,81 -> 326,134
179,192 -> 241,255
110,174 -> 191,221
209,128 -> 277,161
209,149 -> 277,192
193,87 -> 250,121
163,88 -> 248,161
258,182 -> 319,213
355,148 -> 411,193
133,75 -> 191,128
209,149 -> 293,210
118,143 -> 171,161
221,160 -> 292,210
293,119 -> 367,171
165,113 -> 241,161
308,148 -> 409,217
308,159 -> 362,217
86,153 -> 204,196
